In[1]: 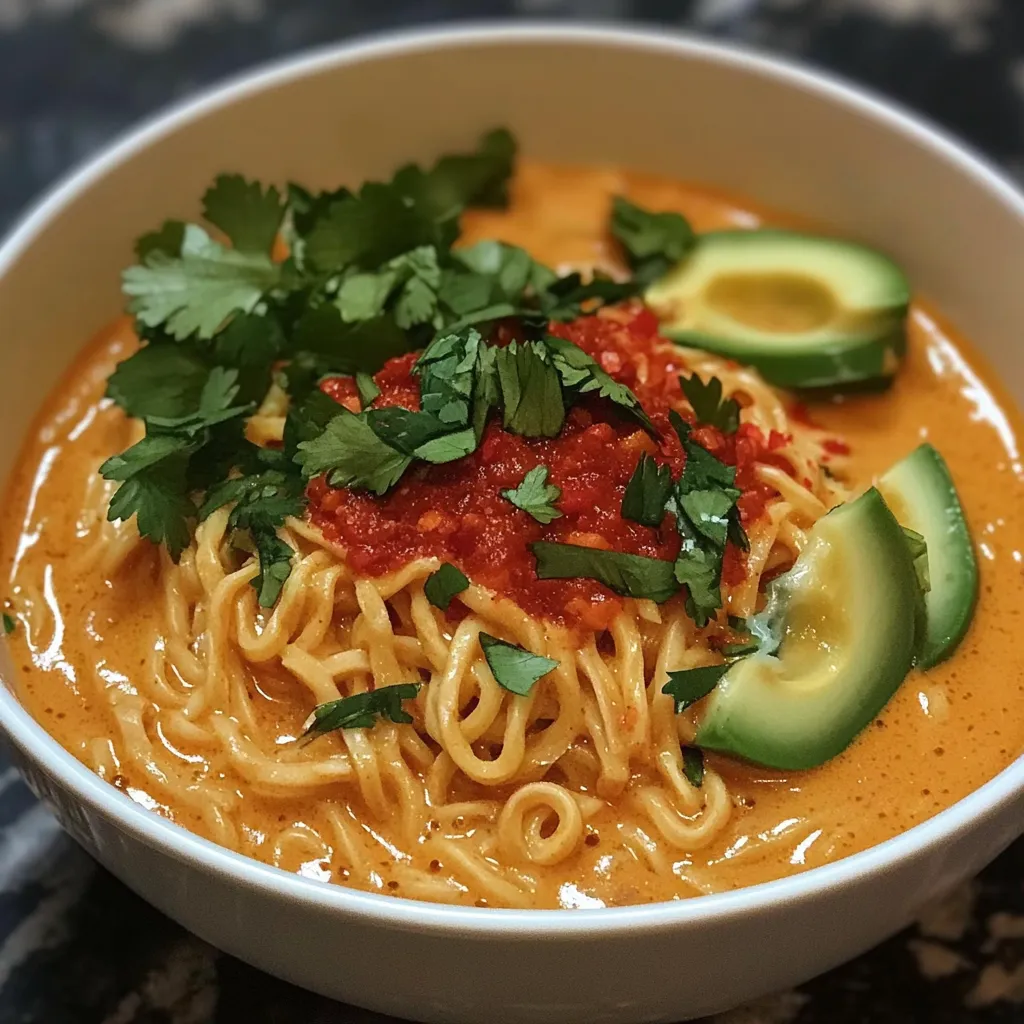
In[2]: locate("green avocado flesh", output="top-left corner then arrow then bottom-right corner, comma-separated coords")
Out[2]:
878,444 -> 978,668
645,229 -> 910,389
695,488 -> 919,770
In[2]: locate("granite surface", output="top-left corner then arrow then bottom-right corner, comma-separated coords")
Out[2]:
1,1 -> 1023,1021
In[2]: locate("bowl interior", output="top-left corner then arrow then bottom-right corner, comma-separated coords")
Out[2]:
1,26 -> 1023,937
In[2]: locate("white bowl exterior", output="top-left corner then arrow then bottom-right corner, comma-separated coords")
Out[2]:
0,25 -> 1022,1023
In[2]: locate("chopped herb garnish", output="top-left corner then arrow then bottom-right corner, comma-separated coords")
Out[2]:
495,341 -> 565,438
531,541 -> 679,603
356,371 -> 380,408
123,224 -> 281,341
622,454 -> 673,527
682,746 -> 705,788
502,466 -> 562,524
680,374 -> 740,435
543,334 -> 655,434
2,613 -> 15,635
305,683 -> 421,735
424,562 -> 470,611
662,663 -> 731,713
295,407 -> 412,494
201,174 -> 286,256
610,195 -> 695,287
101,131 -> 713,614
478,632 -> 559,696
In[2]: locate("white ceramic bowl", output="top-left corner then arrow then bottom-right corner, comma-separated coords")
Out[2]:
0,24 -> 1022,1024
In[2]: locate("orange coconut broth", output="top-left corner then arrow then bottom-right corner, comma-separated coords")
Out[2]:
4,161 -> 1024,907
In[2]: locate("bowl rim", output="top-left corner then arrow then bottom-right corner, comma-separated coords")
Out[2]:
1,20 -> 1022,939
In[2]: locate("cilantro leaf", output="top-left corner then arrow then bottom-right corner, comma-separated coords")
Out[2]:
424,562 -> 469,611
495,341 -> 565,438
100,433 -> 195,481
305,181 -> 441,273
478,632 -> 559,696
123,225 -> 280,340
337,270 -> 397,323
356,372 -> 380,408
291,306 -> 411,377
413,427 -> 477,464
414,328 -> 482,426
305,683 -> 420,735
105,344 -> 211,420
426,127 -> 517,209
135,220 -> 185,261
679,488 -> 740,547
336,247 -> 441,329
295,408 -> 412,495
531,541 -> 679,603
671,412 -> 737,491
537,272 -> 638,323
680,374 -> 740,434
251,529 -> 295,607
543,335 -> 655,434
2,613 -> 15,635
672,543 -> 724,627
283,388 -> 345,461
199,468 -> 304,528
611,195 -> 695,286
662,663 -> 730,713
103,437 -> 196,559
682,746 -> 705,788
286,182 -> 351,238
366,407 -> 452,456
210,312 -> 286,368
202,174 -> 286,256
145,366 -> 252,437
389,246 -> 442,329
502,466 -> 562,524
622,455 -> 673,527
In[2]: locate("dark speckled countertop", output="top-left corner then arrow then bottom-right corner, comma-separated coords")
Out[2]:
0,2 -> 1022,1022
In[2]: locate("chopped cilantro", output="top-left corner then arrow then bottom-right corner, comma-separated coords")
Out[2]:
295,408 -> 412,495
502,466 -> 562,524
251,530 -> 295,607
305,683 -> 421,735
662,663 -> 730,713
611,195 -> 695,286
478,633 -> 559,696
105,344 -> 212,421
495,341 -> 565,438
201,174 -> 286,256
622,454 -> 673,527
2,613 -> 15,635
123,224 -> 281,341
680,374 -> 740,434
531,541 -> 679,603
355,372 -> 380,408
424,562 -> 470,611
543,335 -> 655,434
135,220 -> 185,261
682,746 -> 705,788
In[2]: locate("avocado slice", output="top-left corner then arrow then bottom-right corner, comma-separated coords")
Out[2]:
645,229 -> 910,389
878,444 -> 978,668
695,488 -> 919,770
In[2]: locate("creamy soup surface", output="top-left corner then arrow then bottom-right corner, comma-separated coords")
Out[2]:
5,160 -> 1024,908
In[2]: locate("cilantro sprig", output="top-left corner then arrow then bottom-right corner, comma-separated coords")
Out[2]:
305,683 -> 421,735
502,466 -> 562,524
102,131 -> 731,624
479,633 -> 559,696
